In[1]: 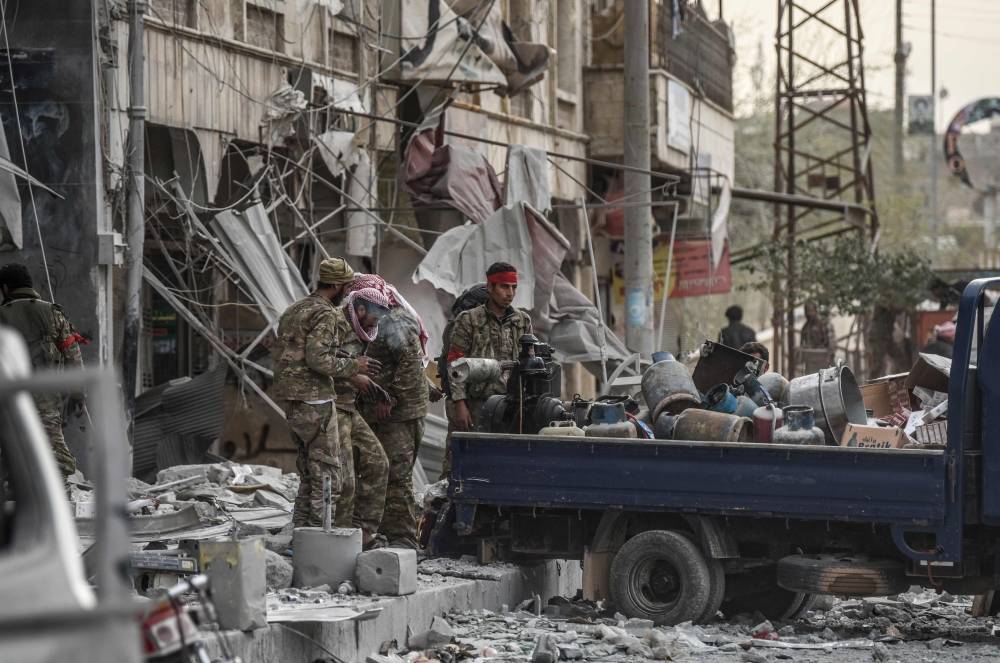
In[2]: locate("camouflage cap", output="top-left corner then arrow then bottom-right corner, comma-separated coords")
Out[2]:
319,258 -> 355,285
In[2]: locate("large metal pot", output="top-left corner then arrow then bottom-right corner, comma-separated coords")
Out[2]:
785,362 -> 867,445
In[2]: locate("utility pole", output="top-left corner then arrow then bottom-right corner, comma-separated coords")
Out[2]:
930,0 -> 937,235
622,0 -> 654,358
893,0 -> 904,176
121,0 -> 146,447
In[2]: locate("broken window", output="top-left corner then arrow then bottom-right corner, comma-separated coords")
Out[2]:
148,0 -> 195,27
330,28 -> 359,73
246,2 -> 285,52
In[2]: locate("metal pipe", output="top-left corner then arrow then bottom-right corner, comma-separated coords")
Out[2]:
623,0 -> 654,357
930,0 -> 937,235
581,196 -> 609,387
656,202 -> 679,352
121,0 -> 147,450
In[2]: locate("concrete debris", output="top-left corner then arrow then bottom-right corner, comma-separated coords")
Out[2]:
74,462 -> 297,549
356,548 -> 418,596
349,584 -> 1000,663
264,549 -> 293,590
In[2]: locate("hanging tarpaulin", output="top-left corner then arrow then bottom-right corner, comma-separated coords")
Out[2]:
314,131 -> 377,257
399,0 -> 549,94
412,201 -> 537,309
401,106 -> 503,224
944,97 -> 1000,190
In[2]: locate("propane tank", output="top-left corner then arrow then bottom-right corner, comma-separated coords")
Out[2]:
772,405 -> 825,446
752,403 -> 783,443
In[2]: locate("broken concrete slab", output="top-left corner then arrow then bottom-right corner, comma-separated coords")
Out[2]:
357,548 -> 417,596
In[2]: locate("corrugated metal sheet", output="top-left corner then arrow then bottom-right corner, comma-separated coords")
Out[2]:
131,364 -> 229,482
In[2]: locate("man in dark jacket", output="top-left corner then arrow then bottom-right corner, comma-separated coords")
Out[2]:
0,263 -> 87,490
719,305 -> 756,349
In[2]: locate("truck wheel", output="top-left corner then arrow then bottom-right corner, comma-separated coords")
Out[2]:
609,530 -> 711,626
699,557 -> 726,625
720,569 -> 813,621
671,529 -> 725,625
720,584 -> 810,621
777,554 -> 908,597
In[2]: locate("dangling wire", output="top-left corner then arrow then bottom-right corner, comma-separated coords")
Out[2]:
0,0 -> 53,300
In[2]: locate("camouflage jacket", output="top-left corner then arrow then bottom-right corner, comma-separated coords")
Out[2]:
0,287 -> 85,398
273,293 -> 359,402
333,306 -> 367,411
448,303 -> 532,401
361,307 -> 428,423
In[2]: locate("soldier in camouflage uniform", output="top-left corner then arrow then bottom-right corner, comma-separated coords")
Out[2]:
359,286 -> 433,549
0,263 -> 87,490
273,258 -> 380,528
332,289 -> 391,549
442,263 -> 532,478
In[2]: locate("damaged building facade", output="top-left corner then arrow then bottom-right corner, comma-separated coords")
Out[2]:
0,0 -> 734,477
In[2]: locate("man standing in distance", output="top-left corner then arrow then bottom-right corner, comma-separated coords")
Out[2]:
272,258 -> 380,528
442,262 -> 532,476
0,263 -> 87,492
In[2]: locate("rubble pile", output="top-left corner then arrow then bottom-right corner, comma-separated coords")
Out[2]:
365,590 -> 1000,663
72,462 -> 298,563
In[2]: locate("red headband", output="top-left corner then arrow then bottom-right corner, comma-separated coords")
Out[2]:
487,271 -> 518,285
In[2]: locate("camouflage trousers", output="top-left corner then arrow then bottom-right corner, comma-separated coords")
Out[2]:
439,397 -> 485,480
34,393 -> 76,485
285,401 -> 342,528
368,418 -> 424,549
334,408 -> 389,534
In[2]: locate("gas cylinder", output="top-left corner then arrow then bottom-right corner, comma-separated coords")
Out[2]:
752,403 -> 783,443
772,405 -> 825,446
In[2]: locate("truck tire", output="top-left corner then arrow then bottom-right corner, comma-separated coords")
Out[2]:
699,557 -> 726,625
610,530 -> 711,626
777,554 -> 908,597
720,584 -> 811,621
720,569 -> 814,621
671,529 -> 725,625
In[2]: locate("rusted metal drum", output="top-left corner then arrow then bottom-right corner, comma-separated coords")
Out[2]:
671,409 -> 753,443
641,359 -> 702,420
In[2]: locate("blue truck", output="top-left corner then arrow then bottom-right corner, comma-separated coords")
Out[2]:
430,278 -> 1000,626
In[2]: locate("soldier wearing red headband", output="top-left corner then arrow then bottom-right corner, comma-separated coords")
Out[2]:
441,262 -> 532,477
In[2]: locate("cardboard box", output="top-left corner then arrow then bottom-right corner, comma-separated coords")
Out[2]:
914,420 -> 948,446
905,353 -> 951,393
860,383 -> 893,418
869,373 -> 916,412
840,423 -> 905,449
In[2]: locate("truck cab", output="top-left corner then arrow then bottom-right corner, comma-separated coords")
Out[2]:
434,278 -> 999,625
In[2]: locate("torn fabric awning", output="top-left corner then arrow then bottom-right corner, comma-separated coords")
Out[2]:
402,107 -> 502,225
412,201 -> 536,309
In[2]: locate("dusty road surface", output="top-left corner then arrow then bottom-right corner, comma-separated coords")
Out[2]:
384,590 -> 1000,663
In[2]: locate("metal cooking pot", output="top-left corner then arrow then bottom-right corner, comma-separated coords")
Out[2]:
785,361 -> 867,445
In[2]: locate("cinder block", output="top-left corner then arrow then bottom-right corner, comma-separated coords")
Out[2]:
292,527 -> 362,589
356,548 -> 417,596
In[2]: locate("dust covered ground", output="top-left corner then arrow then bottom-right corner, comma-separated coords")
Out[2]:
383,590 -> 1000,663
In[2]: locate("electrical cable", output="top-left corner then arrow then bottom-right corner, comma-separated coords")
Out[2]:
0,0 -> 52,300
